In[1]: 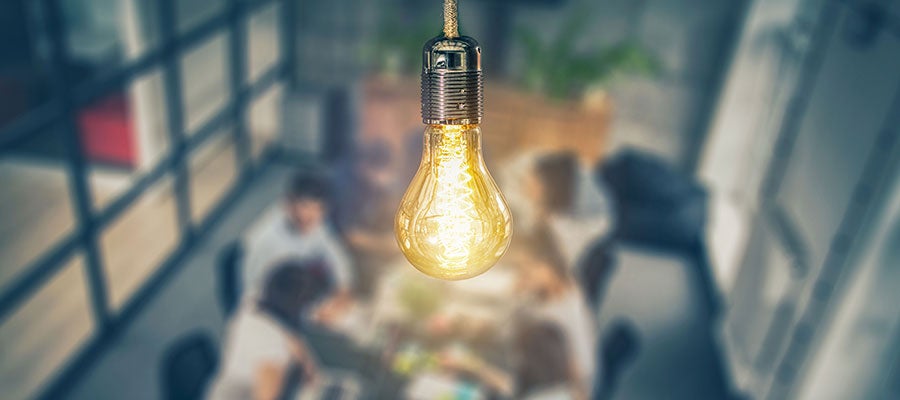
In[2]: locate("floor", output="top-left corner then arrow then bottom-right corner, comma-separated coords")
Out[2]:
600,247 -> 733,399
0,159 -> 77,290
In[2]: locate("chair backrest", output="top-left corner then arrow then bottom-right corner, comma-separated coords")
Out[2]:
598,149 -> 708,251
161,331 -> 219,400
595,319 -> 640,400
217,240 -> 244,317
577,237 -> 617,311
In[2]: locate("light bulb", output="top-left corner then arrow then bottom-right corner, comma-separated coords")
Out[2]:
396,124 -> 512,280
394,17 -> 512,280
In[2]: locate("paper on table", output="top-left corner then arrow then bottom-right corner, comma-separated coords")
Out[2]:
404,372 -> 484,400
294,369 -> 363,400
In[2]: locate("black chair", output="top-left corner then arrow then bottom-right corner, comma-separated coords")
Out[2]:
598,149 -> 708,253
577,237 -> 618,311
598,150 -> 721,318
160,331 -> 219,400
216,240 -> 243,317
594,319 -> 641,400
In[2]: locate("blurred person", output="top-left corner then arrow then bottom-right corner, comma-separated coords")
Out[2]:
243,170 -> 354,323
207,259 -> 333,400
512,234 -> 598,396
524,151 -> 615,266
332,139 -> 403,297
440,319 -> 585,400
402,127 -> 425,183
499,151 -> 546,237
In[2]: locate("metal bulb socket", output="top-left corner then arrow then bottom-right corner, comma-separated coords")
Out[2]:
421,35 -> 483,125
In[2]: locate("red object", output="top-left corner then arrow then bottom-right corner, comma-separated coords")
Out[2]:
78,94 -> 137,168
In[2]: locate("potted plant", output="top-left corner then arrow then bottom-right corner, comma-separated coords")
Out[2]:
360,1 -> 660,164
516,21 -> 660,102
475,7 -> 660,163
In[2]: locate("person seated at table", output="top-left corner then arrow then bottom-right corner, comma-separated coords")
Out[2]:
332,139 -> 403,298
440,318 -> 585,400
524,151 -> 615,267
243,170 -> 354,323
207,258 -> 333,400
512,235 -> 598,396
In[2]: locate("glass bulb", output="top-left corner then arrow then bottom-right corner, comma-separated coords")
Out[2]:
395,124 -> 513,280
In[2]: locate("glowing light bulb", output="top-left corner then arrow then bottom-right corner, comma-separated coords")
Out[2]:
396,124 -> 512,280
395,3 -> 512,280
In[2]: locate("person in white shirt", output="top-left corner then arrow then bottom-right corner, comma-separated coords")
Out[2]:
243,171 -> 354,322
207,258 -> 333,400
513,234 -> 599,397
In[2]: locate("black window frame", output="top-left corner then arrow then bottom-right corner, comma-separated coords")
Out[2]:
0,0 -> 297,397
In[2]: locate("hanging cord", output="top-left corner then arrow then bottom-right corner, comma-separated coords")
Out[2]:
443,0 -> 459,38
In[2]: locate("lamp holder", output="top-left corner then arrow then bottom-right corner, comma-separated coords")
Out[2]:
421,1 -> 483,125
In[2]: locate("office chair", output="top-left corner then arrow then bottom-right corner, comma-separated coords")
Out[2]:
216,240 -> 243,318
160,331 -> 219,400
578,237 -> 618,311
594,318 -> 641,400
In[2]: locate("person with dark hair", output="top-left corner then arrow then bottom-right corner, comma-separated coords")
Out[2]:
332,138 -> 404,298
511,234 -> 598,397
243,170 -> 354,322
533,152 -> 580,215
333,139 -> 398,237
514,319 -> 582,399
440,319 -> 584,399
525,151 -> 615,267
207,259 -> 334,400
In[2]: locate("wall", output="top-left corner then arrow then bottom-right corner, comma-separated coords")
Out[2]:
797,154 -> 900,400
701,0 -> 900,398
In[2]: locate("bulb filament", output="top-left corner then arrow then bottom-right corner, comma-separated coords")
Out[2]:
428,126 -> 477,267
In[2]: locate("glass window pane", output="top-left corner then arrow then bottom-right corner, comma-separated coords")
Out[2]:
0,254 -> 94,400
121,0 -> 162,59
81,69 -> 171,210
775,18 -> 900,273
0,128 -> 76,292
0,0 -> 54,132
248,84 -> 283,160
61,0 -> 162,81
100,176 -> 179,309
189,132 -> 238,222
176,0 -> 225,34
180,33 -> 229,134
246,3 -> 282,84
0,0 -> 161,132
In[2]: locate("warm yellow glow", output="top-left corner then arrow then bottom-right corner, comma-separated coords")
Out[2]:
395,124 -> 512,280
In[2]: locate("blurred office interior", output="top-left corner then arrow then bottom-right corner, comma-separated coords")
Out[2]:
1,0 -> 899,399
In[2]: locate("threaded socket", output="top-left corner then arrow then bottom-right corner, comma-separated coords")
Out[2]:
421,35 -> 483,125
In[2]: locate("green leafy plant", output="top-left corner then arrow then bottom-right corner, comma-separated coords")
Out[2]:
517,8 -> 661,100
369,2 -> 442,76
